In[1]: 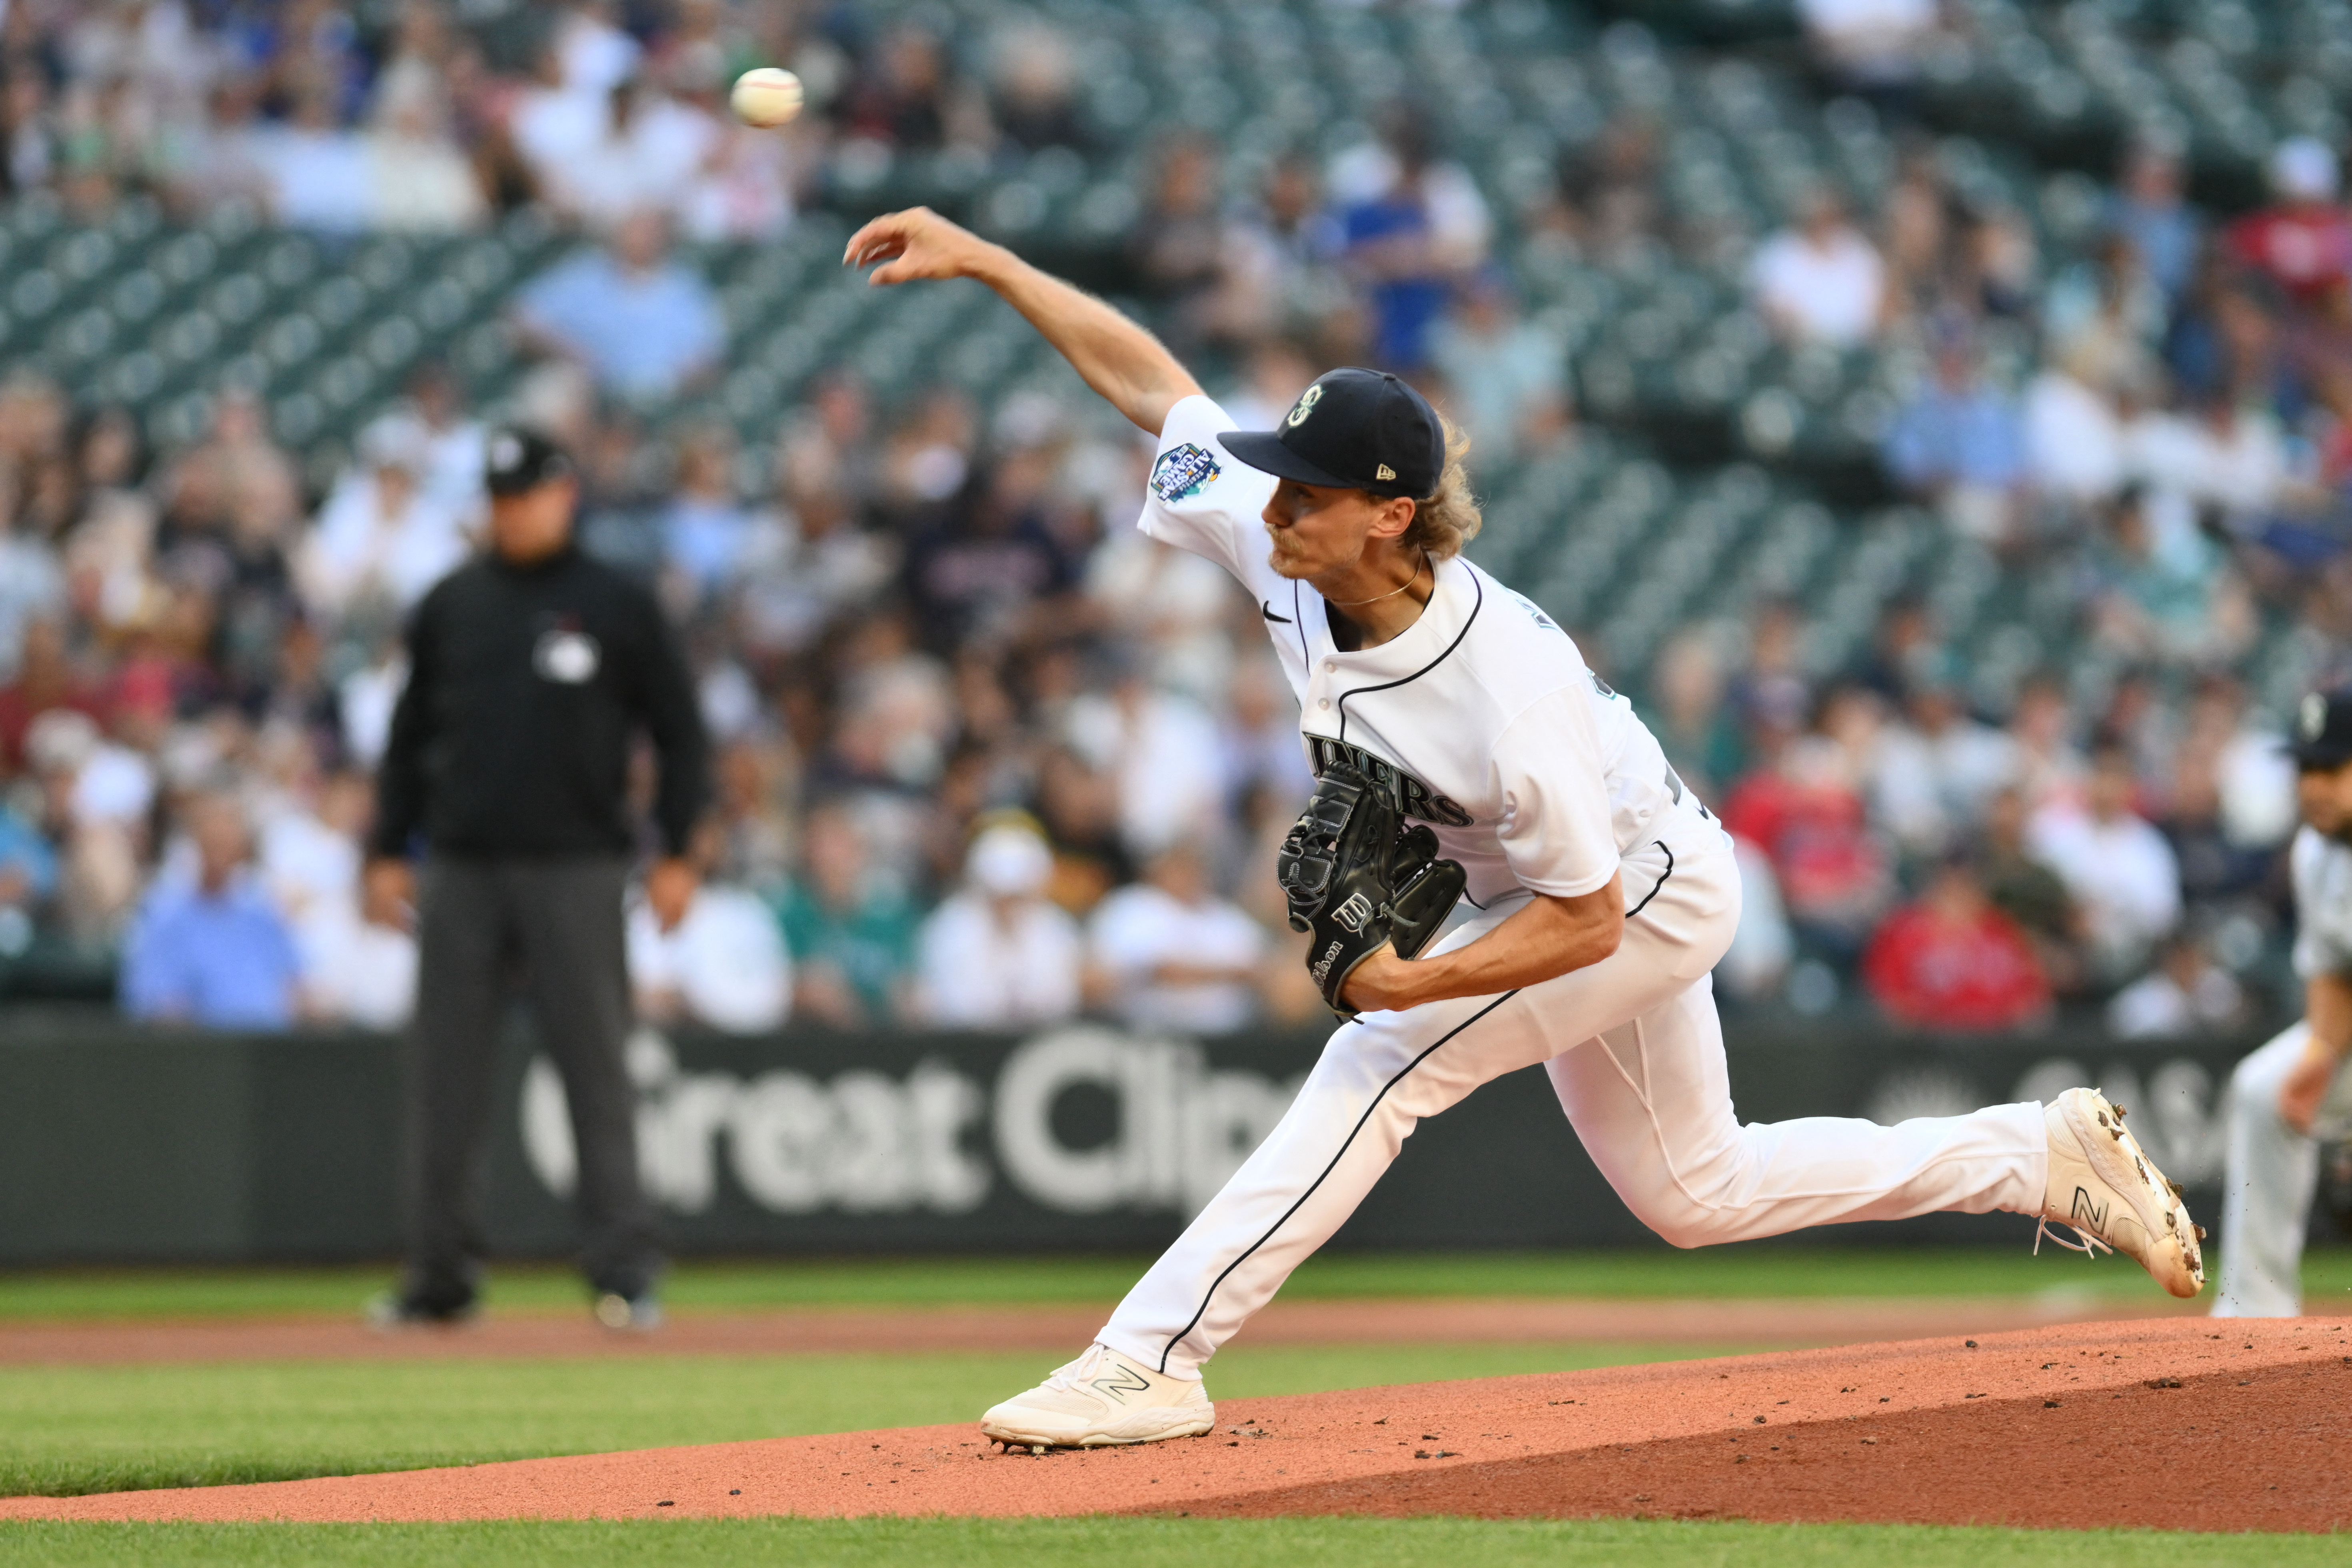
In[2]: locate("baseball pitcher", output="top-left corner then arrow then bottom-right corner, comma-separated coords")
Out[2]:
2213,687 -> 2352,1316
841,208 -> 2207,1450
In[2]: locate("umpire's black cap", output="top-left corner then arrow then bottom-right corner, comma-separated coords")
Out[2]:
2290,688 -> 2352,770
484,426 -> 574,496
1220,368 -> 1445,501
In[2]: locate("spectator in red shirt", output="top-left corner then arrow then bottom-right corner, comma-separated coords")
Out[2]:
1721,696 -> 1894,962
0,619 -> 106,772
2224,137 -> 2352,306
1862,856 -> 2051,1031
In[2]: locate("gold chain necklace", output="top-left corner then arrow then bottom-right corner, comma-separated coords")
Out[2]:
1325,551 -> 1429,608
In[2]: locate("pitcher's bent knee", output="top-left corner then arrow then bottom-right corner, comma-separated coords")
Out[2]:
1621,1187 -> 1736,1250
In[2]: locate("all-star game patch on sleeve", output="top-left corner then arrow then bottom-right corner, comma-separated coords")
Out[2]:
1135,394 -> 1277,581
1149,441 -> 1221,502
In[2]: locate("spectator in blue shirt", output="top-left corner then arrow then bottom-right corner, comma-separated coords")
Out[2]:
512,210 -> 724,401
0,803 -> 55,956
1340,120 -> 1489,373
660,424 -> 753,601
2107,143 -> 2199,306
122,793 -> 302,1030
0,804 -> 56,907
1884,329 -> 2027,545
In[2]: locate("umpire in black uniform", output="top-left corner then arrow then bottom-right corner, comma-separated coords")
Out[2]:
365,427 -> 709,1328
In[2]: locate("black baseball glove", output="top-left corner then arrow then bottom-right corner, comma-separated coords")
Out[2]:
1275,764 -> 1468,1018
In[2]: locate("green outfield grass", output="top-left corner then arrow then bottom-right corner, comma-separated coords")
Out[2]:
0,1516 -> 2333,1567
7,1245 -> 2344,1551
9,1242 -> 2346,1322
0,1341 -> 1755,1499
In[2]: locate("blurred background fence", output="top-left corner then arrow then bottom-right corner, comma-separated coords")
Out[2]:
0,1015 -> 2277,1262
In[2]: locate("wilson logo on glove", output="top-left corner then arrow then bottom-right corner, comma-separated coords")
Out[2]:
1276,763 -> 1467,1019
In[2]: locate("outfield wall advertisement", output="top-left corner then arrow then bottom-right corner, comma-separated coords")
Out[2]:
0,1014 -> 2279,1262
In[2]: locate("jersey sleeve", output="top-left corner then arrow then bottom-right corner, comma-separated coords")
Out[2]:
1489,687 -> 1624,899
2292,829 -> 2352,979
1135,394 -> 1278,581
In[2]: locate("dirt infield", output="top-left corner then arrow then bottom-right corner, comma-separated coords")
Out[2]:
5,1317 -> 2344,1533
0,1291 -> 2197,1364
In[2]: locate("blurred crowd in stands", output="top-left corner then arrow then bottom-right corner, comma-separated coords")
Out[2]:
1699,116 -> 2352,1041
0,0 -> 2340,1042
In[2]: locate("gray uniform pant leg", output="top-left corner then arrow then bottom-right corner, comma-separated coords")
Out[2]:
2213,1021 -> 2352,1318
508,857 -> 658,1295
404,858 -> 508,1296
404,856 -> 656,1298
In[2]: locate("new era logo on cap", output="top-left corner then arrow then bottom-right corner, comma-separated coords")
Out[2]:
1220,368 -> 1445,500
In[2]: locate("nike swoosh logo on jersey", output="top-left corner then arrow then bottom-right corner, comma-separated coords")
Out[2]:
1261,601 -> 1292,623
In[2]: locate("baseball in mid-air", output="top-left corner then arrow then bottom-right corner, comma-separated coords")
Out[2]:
730,67 -> 803,128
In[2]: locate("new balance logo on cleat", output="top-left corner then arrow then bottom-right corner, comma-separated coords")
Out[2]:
1087,1362 -> 1151,1402
2068,1186 -> 2108,1237
978,1343 -> 1215,1448
2036,1088 -> 2203,1298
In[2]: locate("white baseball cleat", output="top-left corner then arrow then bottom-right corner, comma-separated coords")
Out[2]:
979,1343 -> 1215,1449
2036,1087 -> 2205,1298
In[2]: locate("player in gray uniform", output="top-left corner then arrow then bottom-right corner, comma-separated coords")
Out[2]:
841,207 -> 2207,1449
2214,688 -> 2352,1316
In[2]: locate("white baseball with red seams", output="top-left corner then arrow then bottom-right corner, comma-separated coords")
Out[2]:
1085,392 -> 2070,1381
729,68 -> 803,128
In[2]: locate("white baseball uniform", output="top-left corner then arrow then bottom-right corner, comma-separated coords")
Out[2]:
1098,395 -> 2053,1377
2212,825 -> 2352,1317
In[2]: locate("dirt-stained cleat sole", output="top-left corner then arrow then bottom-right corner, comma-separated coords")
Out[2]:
979,1343 -> 1215,1449
2037,1087 -> 2204,1298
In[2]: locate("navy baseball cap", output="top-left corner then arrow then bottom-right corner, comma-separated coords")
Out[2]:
484,426 -> 574,496
1220,368 -> 1445,500
2290,687 -> 2352,769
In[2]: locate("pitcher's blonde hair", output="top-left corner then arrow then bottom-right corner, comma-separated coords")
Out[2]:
1399,413 -> 1482,559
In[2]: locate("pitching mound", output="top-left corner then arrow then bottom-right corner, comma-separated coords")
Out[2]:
4,1317 -> 2345,1533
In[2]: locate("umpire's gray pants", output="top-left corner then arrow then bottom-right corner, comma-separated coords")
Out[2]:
405,855 -> 657,1296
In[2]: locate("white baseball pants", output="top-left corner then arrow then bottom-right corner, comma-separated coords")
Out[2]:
1097,813 -> 2051,1378
2212,1021 -> 2352,1317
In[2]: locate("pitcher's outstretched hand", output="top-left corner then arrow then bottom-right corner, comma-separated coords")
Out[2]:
844,208 -> 995,287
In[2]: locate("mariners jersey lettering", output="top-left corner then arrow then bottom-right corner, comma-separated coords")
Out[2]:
1138,393 -> 1685,908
